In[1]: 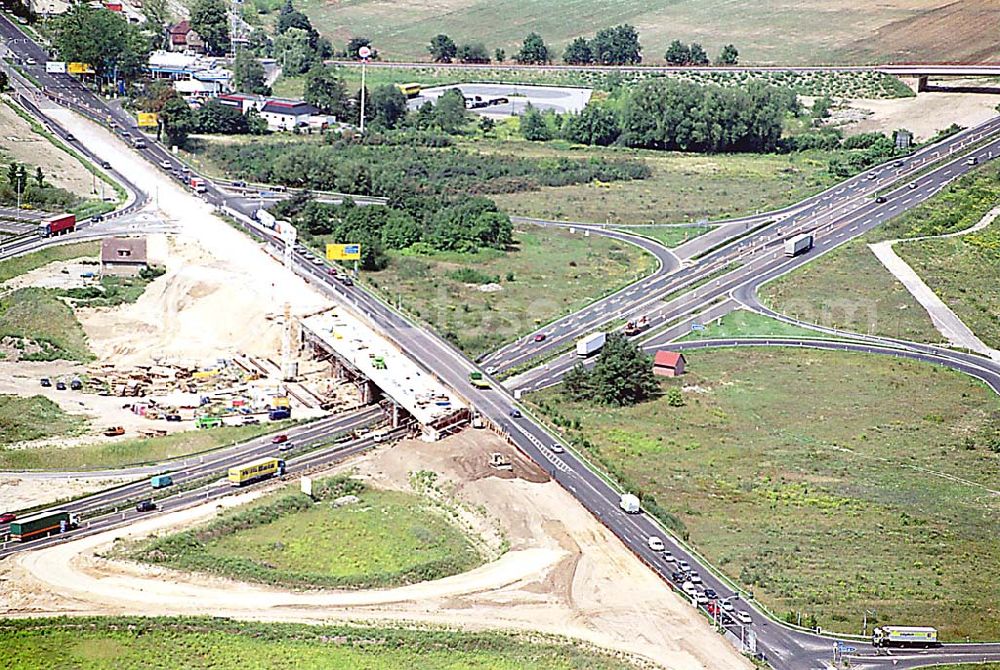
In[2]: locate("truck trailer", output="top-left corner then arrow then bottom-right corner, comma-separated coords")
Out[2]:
872,626 -> 939,648
576,332 -> 606,357
40,213 -> 76,237
469,371 -> 490,390
784,234 -> 813,257
150,474 -> 173,489
8,509 -> 79,542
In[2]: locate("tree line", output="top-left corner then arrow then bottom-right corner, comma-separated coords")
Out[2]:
428,26 -> 738,67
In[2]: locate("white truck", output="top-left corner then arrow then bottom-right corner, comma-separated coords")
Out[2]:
872,626 -> 938,648
619,493 -> 641,514
576,331 -> 606,357
784,233 -> 813,257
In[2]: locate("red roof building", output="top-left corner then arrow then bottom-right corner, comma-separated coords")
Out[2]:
653,350 -> 686,377
166,20 -> 205,53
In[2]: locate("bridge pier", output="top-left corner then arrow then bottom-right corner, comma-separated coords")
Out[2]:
916,75 -> 929,92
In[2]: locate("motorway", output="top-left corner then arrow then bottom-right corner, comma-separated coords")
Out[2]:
1,13 -> 1000,667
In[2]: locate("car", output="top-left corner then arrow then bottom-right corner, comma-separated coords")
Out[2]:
233,180 -> 247,188
735,611 -> 753,625
342,276 -> 353,286
271,434 -> 289,444
689,571 -> 703,584
721,600 -> 735,613
165,414 -> 182,422
663,551 -> 675,562
550,443 -> 565,454
135,500 -> 156,513
671,571 -> 686,583
875,196 -> 886,204
704,588 -> 718,600
867,172 -> 877,180
278,442 -> 294,452
533,333 -> 546,342
894,160 -> 905,167
647,536 -> 665,552
678,560 -> 691,572
64,133 -> 76,142
100,160 -> 111,169
508,408 -> 522,418
160,160 -> 171,169
55,381 -> 66,390
908,182 -> 917,189
485,366 -> 497,374
311,257 -> 324,265
181,165 -> 190,173
25,57 -> 36,65
40,377 -> 51,387
242,417 -> 260,426
695,592 -> 709,605
327,268 -> 338,275
966,156 -> 978,166
91,213 -> 104,222
0,512 -> 16,523
681,581 -> 697,595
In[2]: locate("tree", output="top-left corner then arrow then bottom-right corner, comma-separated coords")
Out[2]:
519,103 -> 550,141
457,42 -> 490,64
7,161 -> 19,187
716,43 -> 739,65
666,387 -> 684,407
478,116 -> 495,134
304,66 -> 349,118
246,108 -> 268,135
563,103 -> 620,146
189,0 -> 229,56
233,50 -> 270,95
515,32 -> 549,64
564,334 -> 658,406
0,71 -> 7,92
811,95 -> 833,118
562,37 -> 593,65
33,167 -> 44,188
142,0 -> 169,35
591,24 -> 641,65
274,27 -> 316,76
277,9 -> 312,36
370,84 -> 407,129
432,88 -> 469,134
247,29 -> 273,58
52,5 -> 149,83
160,96 -> 193,147
494,48 -> 505,63
193,99 -> 250,134
428,33 -> 457,63
688,42 -> 709,65
664,40 -> 690,65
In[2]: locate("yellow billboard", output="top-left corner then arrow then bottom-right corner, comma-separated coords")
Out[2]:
67,62 -> 95,75
136,112 -> 159,128
326,243 -> 361,261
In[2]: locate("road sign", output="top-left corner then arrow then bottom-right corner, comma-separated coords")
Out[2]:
326,243 -> 361,261
690,323 -> 706,331
137,112 -> 158,127
67,61 -> 94,75
45,61 -> 65,74
358,46 -> 371,59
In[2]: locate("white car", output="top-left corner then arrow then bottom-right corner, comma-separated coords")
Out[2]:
689,571 -> 702,584
735,611 -> 753,625
550,443 -> 565,454
682,581 -> 697,595
160,160 -> 171,169
721,600 -> 735,613
907,182 -> 917,189
678,560 -> 691,572
647,536 -> 665,552
662,551 -> 676,562
695,592 -> 709,605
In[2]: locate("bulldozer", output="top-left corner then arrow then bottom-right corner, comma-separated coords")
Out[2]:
489,452 -> 512,471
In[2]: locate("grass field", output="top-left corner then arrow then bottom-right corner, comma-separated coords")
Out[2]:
758,239 -> 941,343
127,476 -> 482,589
0,617 -> 636,670
490,143 -> 840,226
0,395 -> 87,446
761,160 -> 1000,344
530,347 -> 1000,640
360,224 -> 656,356
677,309 -> 824,341
0,241 -> 98,283
0,287 -> 93,362
614,226 -> 711,248
0,422 -> 291,471
291,0 -> 997,66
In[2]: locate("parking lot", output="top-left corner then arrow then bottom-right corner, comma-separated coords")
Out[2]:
408,83 -> 592,117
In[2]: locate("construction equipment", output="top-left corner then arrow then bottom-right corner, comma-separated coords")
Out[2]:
489,452 -> 513,471
103,426 -> 125,436
624,316 -> 649,336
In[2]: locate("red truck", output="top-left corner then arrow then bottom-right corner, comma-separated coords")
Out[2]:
40,213 -> 76,237
189,177 -> 207,194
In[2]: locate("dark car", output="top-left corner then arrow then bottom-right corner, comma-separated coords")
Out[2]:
40,377 -> 52,387
671,571 -> 686,584
875,196 -> 886,204
165,414 -> 182,422
0,512 -> 16,523
533,333 -> 546,342
100,160 -> 111,169
91,214 -> 104,222
508,408 -> 522,418
271,434 -> 289,444
135,500 -> 156,513
342,276 -> 353,286
65,133 -> 76,142
55,381 -> 67,390
233,180 -> 247,188
704,588 -> 718,600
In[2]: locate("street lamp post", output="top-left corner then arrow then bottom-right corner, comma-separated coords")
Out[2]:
358,45 -> 371,134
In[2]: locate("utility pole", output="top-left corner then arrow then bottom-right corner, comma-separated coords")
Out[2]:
358,45 -> 371,133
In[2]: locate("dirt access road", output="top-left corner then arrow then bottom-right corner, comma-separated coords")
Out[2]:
1,430 -> 750,670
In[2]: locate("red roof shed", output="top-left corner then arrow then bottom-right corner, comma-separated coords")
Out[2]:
653,350 -> 686,377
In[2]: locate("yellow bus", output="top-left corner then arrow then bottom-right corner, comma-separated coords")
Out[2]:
396,82 -> 421,98
228,457 -> 285,486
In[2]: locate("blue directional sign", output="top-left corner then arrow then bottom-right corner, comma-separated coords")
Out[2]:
690,323 -> 706,331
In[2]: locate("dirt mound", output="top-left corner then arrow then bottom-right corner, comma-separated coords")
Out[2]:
846,0 -> 1000,63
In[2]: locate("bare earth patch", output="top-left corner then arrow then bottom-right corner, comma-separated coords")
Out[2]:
1,430 -> 750,670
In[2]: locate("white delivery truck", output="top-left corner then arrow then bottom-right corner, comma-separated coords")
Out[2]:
619,493 -> 641,514
872,626 -> 938,648
784,233 -> 813,257
576,331 -> 606,357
